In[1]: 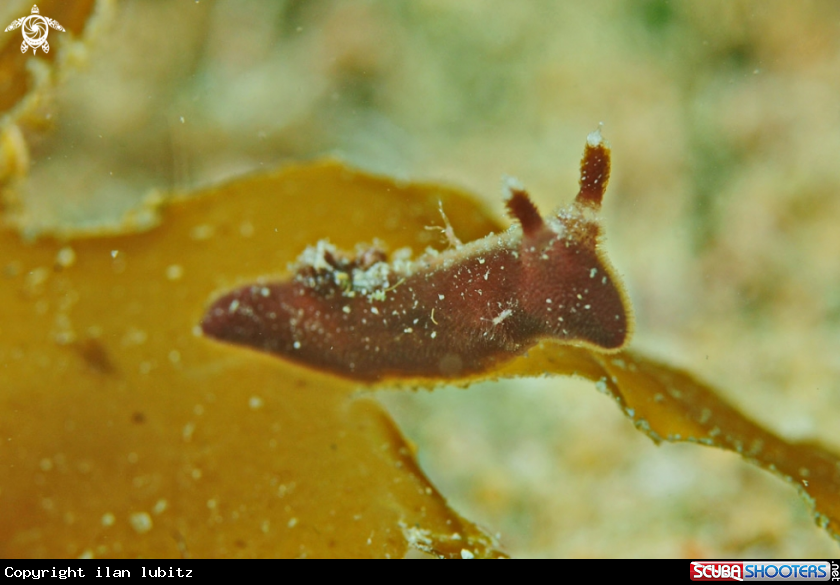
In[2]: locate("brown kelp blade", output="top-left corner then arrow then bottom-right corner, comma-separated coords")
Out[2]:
494,343 -> 840,544
0,161 -> 505,558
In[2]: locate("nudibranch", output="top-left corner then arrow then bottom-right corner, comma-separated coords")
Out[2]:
200,129 -> 632,381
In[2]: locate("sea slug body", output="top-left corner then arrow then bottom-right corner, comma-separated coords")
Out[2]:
200,129 -> 632,381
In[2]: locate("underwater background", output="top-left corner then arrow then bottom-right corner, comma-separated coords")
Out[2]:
2,0 -> 840,557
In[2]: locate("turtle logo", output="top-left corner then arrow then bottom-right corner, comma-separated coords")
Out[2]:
4,5 -> 65,55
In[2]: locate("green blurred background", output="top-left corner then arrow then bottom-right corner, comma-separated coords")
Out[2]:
5,0 -> 840,557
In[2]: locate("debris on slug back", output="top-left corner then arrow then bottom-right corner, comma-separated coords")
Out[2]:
200,129 -> 632,381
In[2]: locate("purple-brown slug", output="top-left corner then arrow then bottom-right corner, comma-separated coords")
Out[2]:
200,129 -> 632,381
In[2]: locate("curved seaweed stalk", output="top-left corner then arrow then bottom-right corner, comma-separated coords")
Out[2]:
493,343 -> 840,544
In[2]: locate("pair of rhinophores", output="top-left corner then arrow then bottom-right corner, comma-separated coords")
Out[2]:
200,129 -> 632,381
